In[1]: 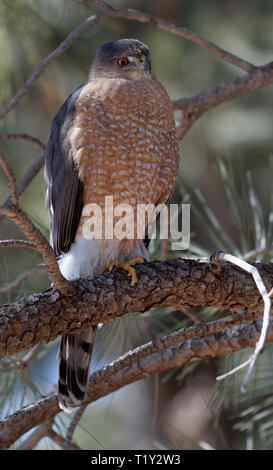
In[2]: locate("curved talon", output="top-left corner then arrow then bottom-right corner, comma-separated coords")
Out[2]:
103,256 -> 144,286
102,261 -> 116,273
117,256 -> 145,286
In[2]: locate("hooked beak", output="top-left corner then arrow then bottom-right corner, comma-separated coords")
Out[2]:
140,56 -> 151,73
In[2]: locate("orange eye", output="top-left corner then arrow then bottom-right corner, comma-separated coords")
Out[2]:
117,57 -> 129,66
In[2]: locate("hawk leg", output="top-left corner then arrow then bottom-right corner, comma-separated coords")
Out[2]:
104,256 -> 145,286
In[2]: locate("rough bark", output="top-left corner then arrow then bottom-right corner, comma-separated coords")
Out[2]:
0,258 -> 272,359
1,316 -> 272,450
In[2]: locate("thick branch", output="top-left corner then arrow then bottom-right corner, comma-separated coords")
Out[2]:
0,258 -> 272,358
1,316 -> 272,449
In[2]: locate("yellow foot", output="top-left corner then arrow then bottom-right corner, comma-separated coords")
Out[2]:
102,261 -> 117,273
117,256 -> 145,286
103,256 -> 145,286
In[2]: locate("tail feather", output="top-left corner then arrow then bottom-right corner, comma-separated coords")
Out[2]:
58,328 -> 97,412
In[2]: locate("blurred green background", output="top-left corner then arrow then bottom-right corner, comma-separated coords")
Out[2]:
0,0 -> 273,450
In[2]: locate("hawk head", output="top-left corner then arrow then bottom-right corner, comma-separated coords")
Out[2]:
89,38 -> 152,80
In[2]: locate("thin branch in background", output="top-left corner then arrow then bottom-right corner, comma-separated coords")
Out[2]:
0,151 -> 19,208
0,309 -> 265,432
0,133 -> 45,151
243,245 -> 273,262
174,61 -> 273,139
0,344 -> 40,370
0,10 -> 111,119
19,344 -> 40,367
0,4 -> 259,120
9,209 -> 73,295
85,1 -> 257,72
180,307 -> 202,324
16,153 -> 45,195
17,420 -> 53,450
81,0 -> 115,9
1,316 -> 273,449
0,268 -> 47,295
88,310 -> 263,387
0,239 -> 37,250
47,428 -> 79,450
0,207 -> 17,217
62,404 -> 87,450
0,153 -> 45,225
213,253 -> 272,391
0,148 -> 71,295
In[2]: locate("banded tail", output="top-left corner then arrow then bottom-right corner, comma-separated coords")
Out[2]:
58,327 -> 97,412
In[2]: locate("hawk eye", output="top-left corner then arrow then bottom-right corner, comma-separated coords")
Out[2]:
117,57 -> 129,67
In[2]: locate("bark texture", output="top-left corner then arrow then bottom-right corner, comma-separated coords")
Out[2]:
0,258 -> 272,358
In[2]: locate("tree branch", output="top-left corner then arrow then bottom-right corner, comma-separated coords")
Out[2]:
0,239 -> 37,250
174,61 -> 273,138
0,151 -> 19,208
0,153 -> 45,225
0,6 -> 259,120
1,2 -> 273,450
0,268 -> 47,294
1,316 -> 272,449
1,208 -> 72,296
17,419 -> 53,450
0,133 -> 45,151
0,258 -> 272,358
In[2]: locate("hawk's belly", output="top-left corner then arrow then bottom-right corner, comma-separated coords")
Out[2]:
68,77 -> 179,249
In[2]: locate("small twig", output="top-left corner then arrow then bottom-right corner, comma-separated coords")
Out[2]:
82,0 -> 114,9
0,206 -> 16,217
9,209 -> 73,295
20,344 -> 40,367
0,269 -> 47,294
62,404 -> 87,450
0,345 -> 40,370
0,151 -> 18,208
0,239 -> 37,250
0,11 -> 110,119
47,428 -> 79,450
216,358 -> 252,382
212,252 -> 272,391
180,307 -> 202,324
174,61 -> 273,138
243,245 -> 273,262
0,203 -> 71,294
18,419 -> 52,450
14,154 -> 45,196
0,133 -> 45,151
0,7 -> 258,120
0,153 -> 45,225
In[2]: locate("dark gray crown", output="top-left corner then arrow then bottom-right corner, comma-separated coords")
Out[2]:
93,39 -> 150,65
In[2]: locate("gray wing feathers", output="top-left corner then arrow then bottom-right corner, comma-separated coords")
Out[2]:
44,87 -> 84,256
45,86 -> 98,411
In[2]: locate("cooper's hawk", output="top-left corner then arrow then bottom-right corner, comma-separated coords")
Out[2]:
45,39 -> 179,411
